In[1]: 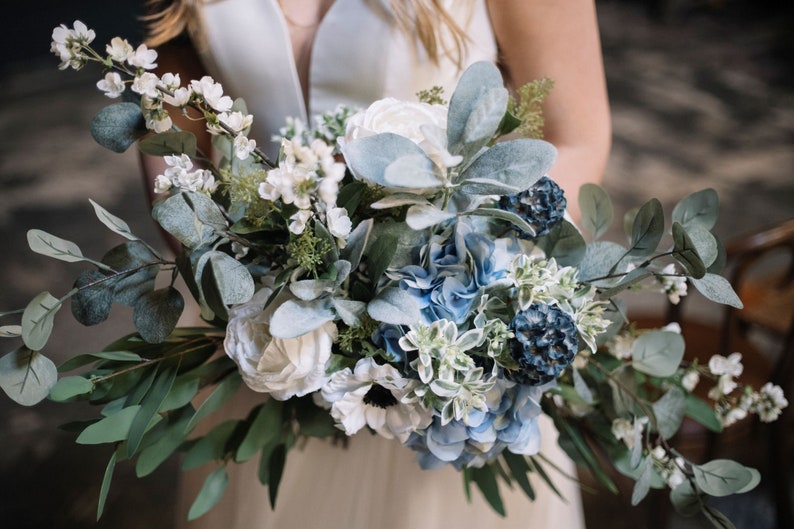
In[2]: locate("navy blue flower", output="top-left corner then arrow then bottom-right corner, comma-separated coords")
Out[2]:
498,176 -> 566,237
507,302 -> 579,386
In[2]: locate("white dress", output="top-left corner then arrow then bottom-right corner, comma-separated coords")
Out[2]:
177,1 -> 586,527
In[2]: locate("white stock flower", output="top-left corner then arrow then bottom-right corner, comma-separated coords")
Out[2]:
233,134 -> 257,160
288,209 -> 313,235
608,332 -> 634,360
153,174 -> 172,194
754,382 -> 788,422
127,43 -> 158,70
321,357 -> 432,441
191,76 -> 233,112
51,20 -> 95,70
326,207 -> 352,239
681,368 -> 700,392
659,264 -> 688,305
106,37 -> 133,62
708,352 -> 744,377
96,72 -> 125,98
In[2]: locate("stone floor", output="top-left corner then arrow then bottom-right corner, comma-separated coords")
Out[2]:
0,1 -> 792,528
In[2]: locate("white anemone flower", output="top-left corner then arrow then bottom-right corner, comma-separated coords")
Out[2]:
321,357 -> 432,442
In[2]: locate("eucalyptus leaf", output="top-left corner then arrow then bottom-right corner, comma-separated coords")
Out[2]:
693,459 -> 754,497
21,291 -> 61,351
631,330 -> 685,377
137,130 -> 197,157
0,325 -> 21,338
571,368 -> 594,404
49,376 -> 94,402
578,183 -> 613,240
672,222 -> 707,279
691,274 -> 743,309
340,219 -> 372,269
90,102 -> 146,153
627,198 -> 664,258
27,229 -> 86,263
631,456 -> 653,506
152,192 -> 227,249
367,288 -> 421,325
533,220 -> 586,267
686,224 -> 719,269
182,420 -> 240,470
652,386 -> 686,439
101,241 -> 159,306
133,287 -> 185,343
670,480 -> 703,516
577,241 -> 627,283
0,348 -> 58,405
685,394 -> 723,433
188,466 -> 229,521
702,506 -> 737,529
89,199 -> 143,243
71,270 -> 114,326
672,188 -> 719,231
160,376 -> 201,412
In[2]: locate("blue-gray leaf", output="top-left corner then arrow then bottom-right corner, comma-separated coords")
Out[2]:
344,133 -> 435,187
0,348 -> 58,405
457,139 -> 557,195
91,102 -> 146,153
368,288 -> 421,325
631,330 -> 685,378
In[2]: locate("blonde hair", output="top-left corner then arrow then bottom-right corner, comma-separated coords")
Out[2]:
143,0 -> 471,64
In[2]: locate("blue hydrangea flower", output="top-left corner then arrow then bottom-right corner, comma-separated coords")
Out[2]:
498,176 -> 566,237
387,222 -> 512,326
507,302 -> 579,386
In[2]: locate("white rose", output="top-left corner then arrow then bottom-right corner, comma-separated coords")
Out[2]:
255,322 -> 337,400
343,98 -> 458,168
224,287 -> 276,390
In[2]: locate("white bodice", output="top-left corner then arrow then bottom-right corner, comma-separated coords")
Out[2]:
194,0 -> 498,159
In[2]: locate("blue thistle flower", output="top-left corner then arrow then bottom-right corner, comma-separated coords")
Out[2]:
498,176 -> 566,237
507,302 -> 579,386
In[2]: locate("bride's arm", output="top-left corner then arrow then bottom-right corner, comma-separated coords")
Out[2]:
487,0 -> 612,219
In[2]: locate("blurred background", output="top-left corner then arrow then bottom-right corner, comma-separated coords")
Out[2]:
1,1 -> 792,528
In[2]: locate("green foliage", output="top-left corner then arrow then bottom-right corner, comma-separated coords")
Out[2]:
188,466 -> 229,521
137,131 -> 198,157
415,85 -> 446,105
630,330 -> 685,378
21,291 -> 62,350
508,77 -> 554,139
578,183 -> 614,241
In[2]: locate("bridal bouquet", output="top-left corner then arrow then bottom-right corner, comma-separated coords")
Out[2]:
0,21 -> 786,526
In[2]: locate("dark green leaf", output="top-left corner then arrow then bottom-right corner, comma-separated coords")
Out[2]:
185,374 -> 242,435
182,420 -> 240,470
685,394 -> 722,433
76,405 -> 142,444
702,505 -> 737,529
58,351 -> 143,373
268,443 -> 288,509
90,102 -> 146,153
631,456 -> 653,505
188,466 -> 229,520
133,287 -> 185,343
502,452 -> 535,500
160,376 -> 201,412
126,366 -> 178,457
235,401 -> 283,462
49,376 -> 94,401
136,406 -> 195,477
71,270 -> 114,326
669,480 -> 703,517
97,449 -> 117,520
366,233 -> 399,288
470,465 -> 505,516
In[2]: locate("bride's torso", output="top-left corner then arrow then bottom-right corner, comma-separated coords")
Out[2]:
193,0 -> 498,158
